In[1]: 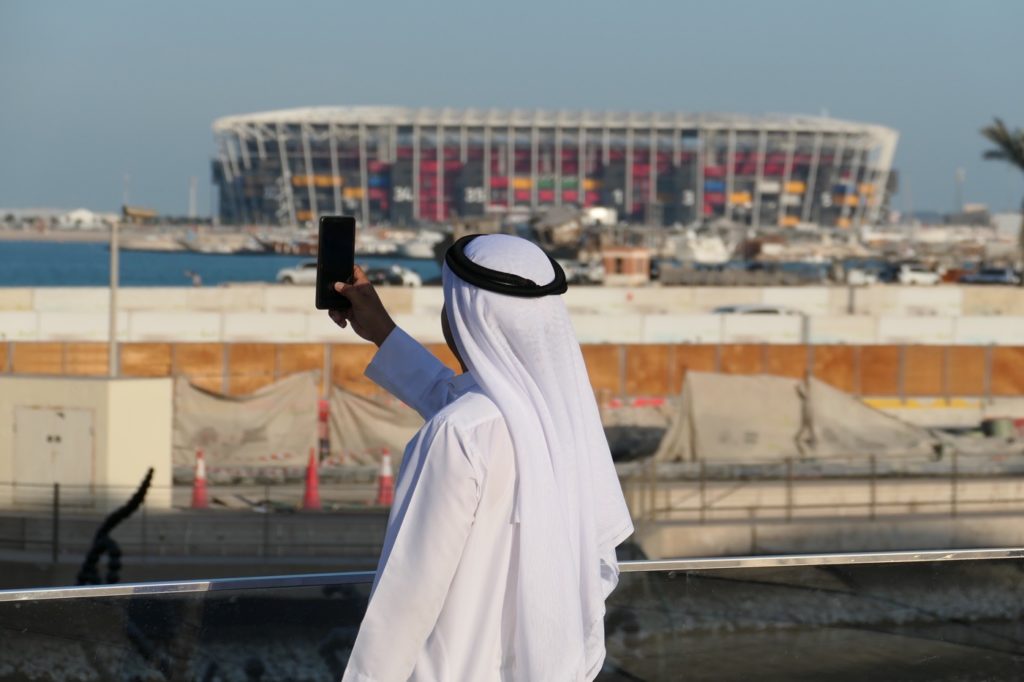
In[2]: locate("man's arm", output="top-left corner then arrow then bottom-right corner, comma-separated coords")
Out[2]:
327,265 -> 462,420
341,419 -> 480,682
364,326 -> 460,421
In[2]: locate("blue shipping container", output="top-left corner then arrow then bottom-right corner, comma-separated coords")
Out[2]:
369,175 -> 390,188
704,180 -> 726,192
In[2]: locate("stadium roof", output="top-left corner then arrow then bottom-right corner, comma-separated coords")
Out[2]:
213,106 -> 896,137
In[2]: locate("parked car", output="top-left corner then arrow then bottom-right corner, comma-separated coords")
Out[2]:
959,267 -> 1021,286
846,267 -> 880,286
275,260 -> 317,284
276,261 -> 421,287
897,264 -> 941,286
711,304 -> 801,315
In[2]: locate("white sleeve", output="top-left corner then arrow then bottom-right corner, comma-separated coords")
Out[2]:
364,326 -> 460,421
342,420 -> 480,682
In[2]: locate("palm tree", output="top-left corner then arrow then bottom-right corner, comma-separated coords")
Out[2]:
981,118 -> 1024,285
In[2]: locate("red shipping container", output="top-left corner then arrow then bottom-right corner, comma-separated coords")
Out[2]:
490,176 -> 509,188
563,190 -> 579,203
539,190 -> 555,202
420,161 -> 438,173
368,188 -> 386,200
514,189 -> 531,202
445,160 -> 462,171
704,166 -> 725,178
703,203 -> 714,216
632,164 -> 650,176
705,192 -> 725,204
397,148 -> 413,159
368,161 -> 389,173
585,190 -> 600,203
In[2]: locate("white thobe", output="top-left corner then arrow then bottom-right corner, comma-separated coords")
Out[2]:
342,327 -> 519,682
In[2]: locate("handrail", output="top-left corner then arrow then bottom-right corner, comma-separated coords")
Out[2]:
2,546 -> 1022,603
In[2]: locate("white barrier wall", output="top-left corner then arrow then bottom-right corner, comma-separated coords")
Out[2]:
2,285 -> 1024,345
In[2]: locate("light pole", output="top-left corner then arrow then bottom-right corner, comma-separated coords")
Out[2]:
108,217 -> 119,377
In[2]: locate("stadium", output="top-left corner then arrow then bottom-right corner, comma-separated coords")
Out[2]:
211,106 -> 898,228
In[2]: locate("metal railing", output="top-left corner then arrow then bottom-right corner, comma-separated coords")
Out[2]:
2,547 -> 1022,603
624,451 -> 1024,524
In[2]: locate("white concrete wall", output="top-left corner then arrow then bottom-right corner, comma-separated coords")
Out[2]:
2,285 -> 1024,345
0,376 -> 173,508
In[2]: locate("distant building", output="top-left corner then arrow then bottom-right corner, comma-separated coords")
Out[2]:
212,107 -> 899,229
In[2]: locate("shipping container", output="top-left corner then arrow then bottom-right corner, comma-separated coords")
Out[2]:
490,176 -> 509,189
514,189 -> 531,202
705,192 -> 726,204
758,180 -> 781,193
784,180 -> 806,194
562,190 -> 579,203
343,187 -> 364,200
780,193 -> 802,207
837,217 -> 851,228
704,180 -> 726,193
780,215 -> 800,227
583,178 -> 601,191
704,166 -> 725,178
539,190 -> 555,202
730,191 -> 753,204
513,178 -> 532,190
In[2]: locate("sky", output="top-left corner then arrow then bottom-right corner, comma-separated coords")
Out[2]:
1,0 -> 1022,217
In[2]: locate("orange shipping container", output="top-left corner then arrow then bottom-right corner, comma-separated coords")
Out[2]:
730,191 -> 752,204
780,215 -> 800,227
784,180 -> 806,194
512,178 -> 532,190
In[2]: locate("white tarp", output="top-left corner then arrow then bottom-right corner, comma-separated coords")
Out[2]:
327,387 -> 424,467
653,372 -> 936,462
173,372 -> 318,469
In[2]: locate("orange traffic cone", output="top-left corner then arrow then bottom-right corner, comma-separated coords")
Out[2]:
303,447 -> 322,511
376,448 -> 394,506
191,448 -> 209,509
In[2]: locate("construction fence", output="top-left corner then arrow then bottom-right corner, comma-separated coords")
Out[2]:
3,341 -> 1024,401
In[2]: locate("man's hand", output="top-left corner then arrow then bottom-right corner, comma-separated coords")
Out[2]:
328,265 -> 397,347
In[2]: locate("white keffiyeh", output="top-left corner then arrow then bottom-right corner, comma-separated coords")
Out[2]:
442,234 -> 634,680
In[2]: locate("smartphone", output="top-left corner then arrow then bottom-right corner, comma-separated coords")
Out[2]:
315,215 -> 356,310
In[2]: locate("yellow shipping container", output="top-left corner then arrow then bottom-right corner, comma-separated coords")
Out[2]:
784,180 -> 806,194
343,187 -> 364,200
730,191 -> 752,204
859,182 -> 875,196
583,178 -> 600,191
837,217 -> 851,228
292,174 -> 342,188
512,178 -> 532,190
780,215 -> 800,227
296,210 -> 313,221
316,175 -> 343,188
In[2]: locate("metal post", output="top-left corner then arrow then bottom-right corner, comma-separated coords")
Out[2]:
618,345 -> 627,400
222,344 -> 230,395
554,125 -> 562,207
869,454 -> 877,520
699,459 -> 707,523
108,219 -> 119,377
275,122 -> 297,226
507,125 -> 515,210
779,130 -> 796,227
649,127 -> 658,209
262,484 -> 270,557
950,448 -> 959,518
51,483 -> 60,563
785,458 -> 793,522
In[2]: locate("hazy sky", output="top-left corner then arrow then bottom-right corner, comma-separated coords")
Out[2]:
1,0 -> 1022,216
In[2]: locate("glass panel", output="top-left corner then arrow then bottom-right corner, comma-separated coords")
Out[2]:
4,558 -> 1024,679
603,559 -> 1024,680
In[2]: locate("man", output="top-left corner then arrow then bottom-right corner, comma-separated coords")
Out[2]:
330,234 -> 633,681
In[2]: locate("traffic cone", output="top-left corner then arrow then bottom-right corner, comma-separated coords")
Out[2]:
191,448 -> 209,509
375,448 -> 394,506
303,447 -> 322,511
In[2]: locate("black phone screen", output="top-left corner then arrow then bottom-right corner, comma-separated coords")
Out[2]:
315,215 -> 355,310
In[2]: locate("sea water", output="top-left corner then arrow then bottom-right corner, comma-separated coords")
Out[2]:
0,241 -> 441,287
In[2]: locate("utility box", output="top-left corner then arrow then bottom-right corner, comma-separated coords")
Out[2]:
0,376 -> 173,509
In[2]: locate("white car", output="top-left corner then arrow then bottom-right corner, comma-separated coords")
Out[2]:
711,304 -> 801,315
276,260 -> 318,285
897,264 -> 940,286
